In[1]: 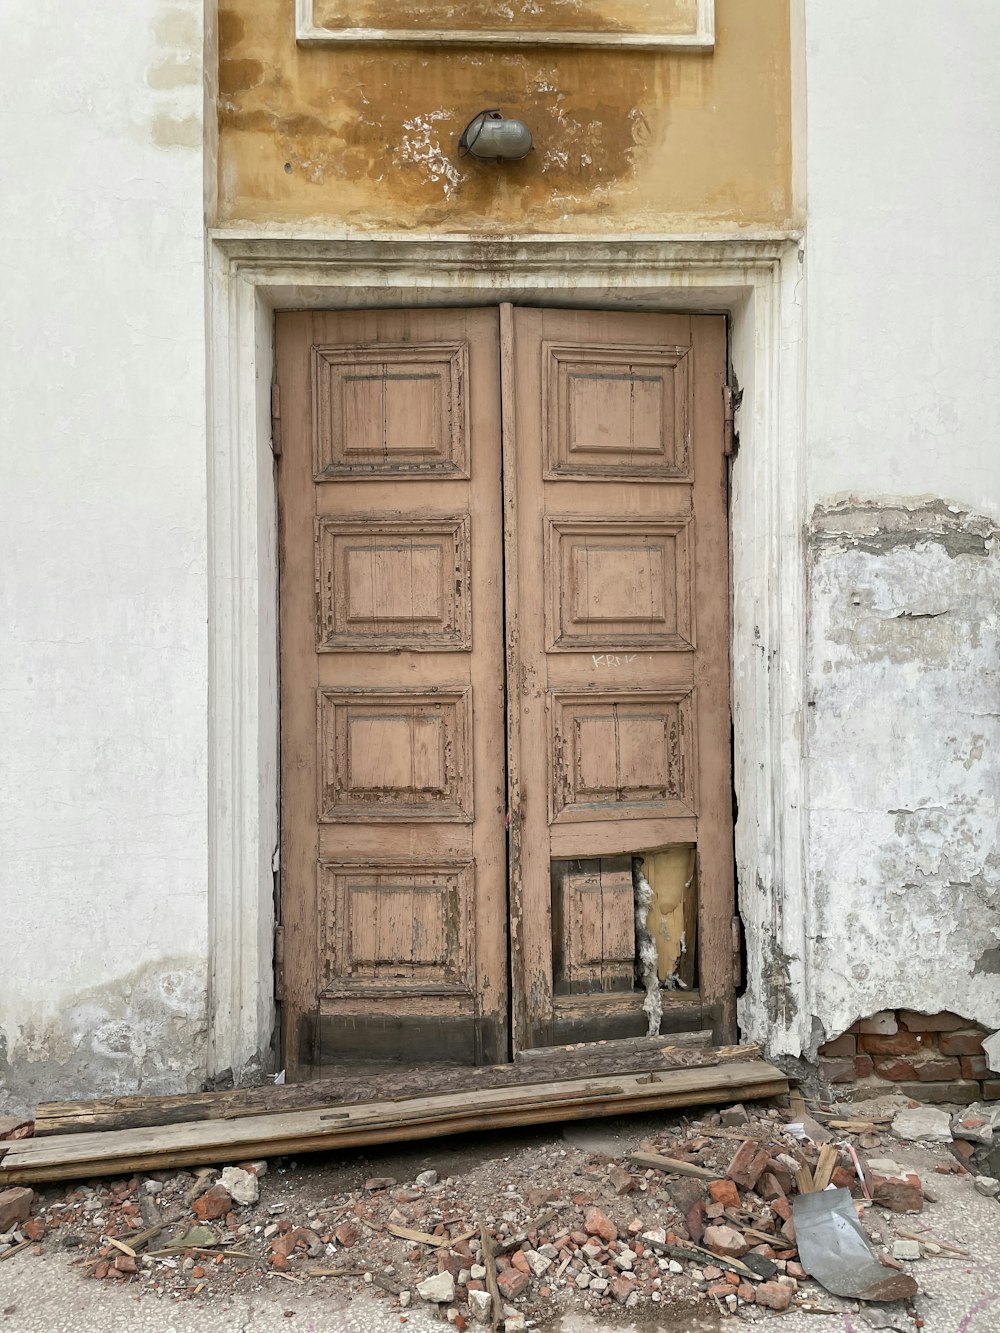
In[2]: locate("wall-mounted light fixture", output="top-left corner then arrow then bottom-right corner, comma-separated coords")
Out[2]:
458,109 -> 533,162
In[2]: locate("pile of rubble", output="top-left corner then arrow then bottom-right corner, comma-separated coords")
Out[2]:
2,1095 -> 996,1325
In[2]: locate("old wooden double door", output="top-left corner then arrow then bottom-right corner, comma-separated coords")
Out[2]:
277,306 -> 733,1078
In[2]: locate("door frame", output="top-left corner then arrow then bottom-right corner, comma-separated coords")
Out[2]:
205,233 -> 808,1082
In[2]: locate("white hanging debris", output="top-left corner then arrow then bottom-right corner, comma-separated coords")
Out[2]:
632,859 -> 662,1037
662,932 -> 689,991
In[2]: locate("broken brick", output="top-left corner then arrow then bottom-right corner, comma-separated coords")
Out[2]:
871,1172 -> 923,1213
708,1179 -> 741,1209
727,1141 -> 769,1190
831,1166 -> 858,1192
854,1054 -> 875,1078
583,1206 -> 617,1243
192,1184 -> 233,1221
0,1187 -> 33,1232
702,1225 -> 749,1259
759,1173 -> 785,1201
496,1268 -> 529,1300
756,1281 -> 792,1312
686,1199 -> 707,1244
609,1275 -> 634,1304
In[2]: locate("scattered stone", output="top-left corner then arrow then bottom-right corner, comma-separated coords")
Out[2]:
415,1170 -> 438,1187
891,1106 -> 952,1142
951,1106 -> 995,1145
523,1249 -> 552,1278
399,1291 -> 411,1308
892,1239 -> 921,1261
220,1166 -> 259,1206
504,1316 -> 527,1333
417,1271 -> 456,1303
974,1176 -> 1000,1198
468,1289 -> 492,1323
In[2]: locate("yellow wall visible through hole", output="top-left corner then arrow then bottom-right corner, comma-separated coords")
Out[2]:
641,846 -> 697,988
215,0 -> 794,232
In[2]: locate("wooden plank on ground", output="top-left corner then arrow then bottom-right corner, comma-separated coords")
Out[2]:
4,1061 -> 787,1184
32,1041 -> 754,1137
628,1151 -> 720,1180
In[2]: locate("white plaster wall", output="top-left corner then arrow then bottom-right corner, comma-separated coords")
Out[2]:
786,0 -> 1000,1054
0,0 -> 210,1110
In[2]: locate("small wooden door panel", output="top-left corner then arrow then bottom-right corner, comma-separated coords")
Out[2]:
503,307 -> 733,1051
277,309 -> 508,1076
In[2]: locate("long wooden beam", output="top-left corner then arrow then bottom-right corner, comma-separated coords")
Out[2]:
3,1061 -> 786,1185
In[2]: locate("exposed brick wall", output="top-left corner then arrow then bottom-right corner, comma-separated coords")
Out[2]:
818,1011 -> 998,1103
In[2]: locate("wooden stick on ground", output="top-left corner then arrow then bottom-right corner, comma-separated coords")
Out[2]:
629,1151 -> 719,1180
480,1225 -> 503,1332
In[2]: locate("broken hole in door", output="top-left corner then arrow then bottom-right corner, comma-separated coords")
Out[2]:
550,846 -> 697,1031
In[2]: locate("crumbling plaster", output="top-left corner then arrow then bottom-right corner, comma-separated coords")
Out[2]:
806,501 -> 1000,1046
738,0 -> 1000,1062
0,0 -> 211,1111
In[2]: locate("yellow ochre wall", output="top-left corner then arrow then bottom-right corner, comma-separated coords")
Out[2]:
217,0 -> 793,232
